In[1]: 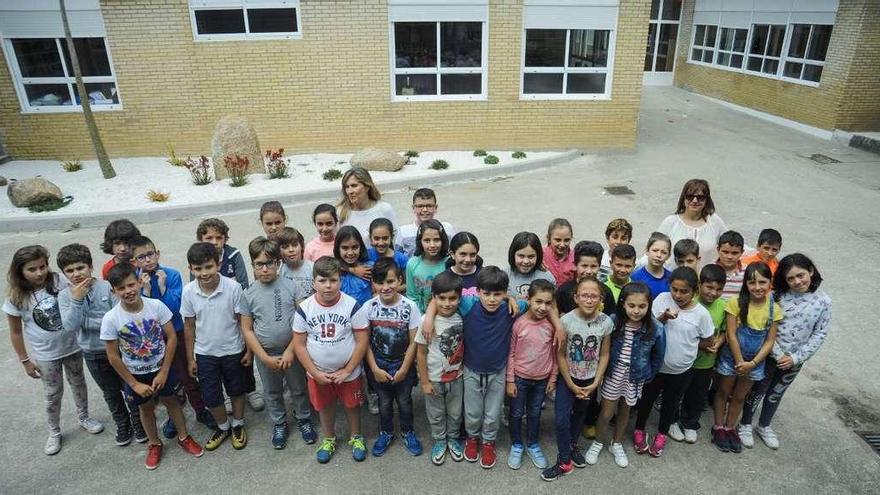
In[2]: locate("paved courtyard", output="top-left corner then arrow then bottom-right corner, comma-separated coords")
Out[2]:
1,86 -> 879,494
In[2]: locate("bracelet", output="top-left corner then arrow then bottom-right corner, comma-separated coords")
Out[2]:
20,357 -> 30,364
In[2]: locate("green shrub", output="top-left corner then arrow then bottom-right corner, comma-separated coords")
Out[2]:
166,144 -> 185,167
512,151 -> 527,159
484,155 -> 499,165
61,159 -> 82,172
405,150 -> 420,158
430,159 -> 449,170
473,149 -> 487,157
28,196 -> 73,213
323,168 -> 343,181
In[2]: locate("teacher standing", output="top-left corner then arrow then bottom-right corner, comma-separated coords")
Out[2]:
657,179 -> 728,268
338,167 -> 398,243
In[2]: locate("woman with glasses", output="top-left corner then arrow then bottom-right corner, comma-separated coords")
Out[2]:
656,179 -> 728,269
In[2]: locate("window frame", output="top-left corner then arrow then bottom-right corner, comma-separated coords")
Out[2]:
188,1 -> 302,42
744,24 -> 787,77
778,23 -> 831,86
2,36 -> 122,114
714,26 -> 748,69
519,27 -> 616,101
388,20 -> 489,102
689,24 -> 718,65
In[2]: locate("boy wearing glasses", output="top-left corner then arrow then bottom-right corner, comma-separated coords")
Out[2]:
395,188 -> 456,256
240,237 -> 316,449
130,236 -> 217,436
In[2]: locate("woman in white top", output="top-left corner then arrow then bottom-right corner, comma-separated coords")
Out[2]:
657,179 -> 727,269
337,167 -> 398,243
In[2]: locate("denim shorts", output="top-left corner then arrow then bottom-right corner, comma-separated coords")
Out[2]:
196,351 -> 249,408
716,326 -> 767,381
124,367 -> 181,407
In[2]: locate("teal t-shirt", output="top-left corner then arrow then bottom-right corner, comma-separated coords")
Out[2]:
405,255 -> 449,312
692,296 -> 727,369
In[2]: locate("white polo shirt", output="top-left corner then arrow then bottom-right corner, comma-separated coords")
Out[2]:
180,275 -> 244,357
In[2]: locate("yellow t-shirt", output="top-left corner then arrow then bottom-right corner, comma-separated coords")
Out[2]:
724,296 -> 784,331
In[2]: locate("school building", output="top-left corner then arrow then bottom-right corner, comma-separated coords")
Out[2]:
0,0 -> 876,160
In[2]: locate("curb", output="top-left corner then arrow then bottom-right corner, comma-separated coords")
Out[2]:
0,149 -> 582,234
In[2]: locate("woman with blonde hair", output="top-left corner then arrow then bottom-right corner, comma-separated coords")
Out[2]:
337,167 -> 398,243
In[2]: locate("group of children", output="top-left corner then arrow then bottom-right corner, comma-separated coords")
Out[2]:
4,187 -> 831,481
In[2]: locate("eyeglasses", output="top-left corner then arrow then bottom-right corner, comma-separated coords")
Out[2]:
134,251 -> 157,262
577,293 -> 601,301
413,203 -> 437,211
685,194 -> 706,203
253,260 -> 278,271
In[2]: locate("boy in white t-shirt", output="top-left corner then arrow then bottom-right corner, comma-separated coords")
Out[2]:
181,242 -> 250,452
293,256 -> 370,464
101,263 -> 204,470
395,188 -> 456,257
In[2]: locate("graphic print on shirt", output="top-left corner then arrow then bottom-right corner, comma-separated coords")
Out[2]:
513,283 -> 531,300
117,318 -> 165,373
33,295 -> 63,332
438,323 -> 464,381
306,312 -> 350,345
368,303 -> 413,362
568,334 -> 599,378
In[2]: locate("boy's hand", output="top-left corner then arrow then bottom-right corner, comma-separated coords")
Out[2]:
391,368 -> 408,383
70,277 -> 94,301
421,322 -> 435,343
545,381 -> 556,396
23,360 -> 41,379
140,272 -> 152,293
506,382 -> 517,398
777,354 -> 794,370
280,349 -> 296,369
133,382 -> 154,398
705,336 -> 721,354
352,264 -> 372,280
241,350 -> 253,367
312,372 -> 333,385
260,354 -> 280,371
327,369 -> 350,383
155,269 -> 167,295
421,382 -> 435,396
188,360 -> 198,378
660,308 -> 678,322
373,368 -> 393,383
151,371 -> 167,392
507,296 -> 519,316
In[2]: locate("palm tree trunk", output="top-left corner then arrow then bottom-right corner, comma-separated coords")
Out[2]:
59,0 -> 115,179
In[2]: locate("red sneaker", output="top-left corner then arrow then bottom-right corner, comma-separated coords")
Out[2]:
145,443 -> 163,470
480,441 -> 496,469
178,435 -> 204,458
464,437 -> 480,462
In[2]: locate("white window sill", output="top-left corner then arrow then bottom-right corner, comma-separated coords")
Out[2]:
194,33 -> 302,42
391,95 -> 487,102
21,104 -> 123,114
519,93 -> 611,101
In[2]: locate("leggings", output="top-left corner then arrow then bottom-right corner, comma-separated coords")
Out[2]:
37,352 -> 89,436
741,357 -> 801,427
635,370 -> 693,434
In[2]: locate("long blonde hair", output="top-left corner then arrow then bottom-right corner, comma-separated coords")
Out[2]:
7,245 -> 55,309
337,167 -> 381,222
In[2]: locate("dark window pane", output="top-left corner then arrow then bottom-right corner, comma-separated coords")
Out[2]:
195,9 -> 245,34
569,29 -> 609,68
646,24 -> 657,70
783,61 -> 802,78
395,74 -> 436,96
702,49 -> 714,63
567,73 -> 606,94
441,22 -> 481,68
694,25 -> 706,45
655,24 -> 677,71
12,39 -> 64,77
747,56 -> 762,71
733,29 -> 747,52
662,0 -> 681,20
719,28 -> 733,51
650,0 -> 659,20
395,23 -> 436,68
692,48 -> 702,61
440,74 -> 481,95
806,25 -> 832,61
24,84 -> 72,106
247,8 -> 297,33
788,24 -> 809,58
803,64 -> 823,82
731,54 -> 743,67
762,58 -> 779,74
767,26 -> 786,57
705,26 -> 717,47
525,29 -> 565,67
523,73 -> 563,94
61,38 -> 111,77
718,52 -> 730,66
750,25 -> 768,54
73,82 -> 119,105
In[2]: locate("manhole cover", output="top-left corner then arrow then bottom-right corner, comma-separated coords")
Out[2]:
856,431 -> 880,456
810,153 -> 840,164
604,186 -> 635,195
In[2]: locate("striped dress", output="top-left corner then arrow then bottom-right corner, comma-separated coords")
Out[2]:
600,323 -> 645,406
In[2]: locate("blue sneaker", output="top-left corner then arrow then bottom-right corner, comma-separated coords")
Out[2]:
350,435 -> 367,462
196,409 -> 217,430
403,431 -> 423,456
297,419 -> 317,445
162,418 -> 177,439
527,442 -> 549,469
316,437 -> 336,464
431,441 -> 447,465
372,431 -> 393,457
272,423 -> 289,450
508,443 -> 524,469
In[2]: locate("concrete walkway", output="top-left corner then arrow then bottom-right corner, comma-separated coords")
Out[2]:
1,86 -> 878,493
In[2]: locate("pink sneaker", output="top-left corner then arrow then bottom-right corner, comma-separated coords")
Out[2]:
633,429 -> 649,455
648,432 -> 667,457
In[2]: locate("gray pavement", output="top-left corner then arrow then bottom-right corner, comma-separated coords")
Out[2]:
1,86 -> 879,493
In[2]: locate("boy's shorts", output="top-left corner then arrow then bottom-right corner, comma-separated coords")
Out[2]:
196,351 -> 249,408
307,375 -> 364,412
124,367 -> 181,407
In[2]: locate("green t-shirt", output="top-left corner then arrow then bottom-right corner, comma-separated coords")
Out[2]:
692,296 -> 727,369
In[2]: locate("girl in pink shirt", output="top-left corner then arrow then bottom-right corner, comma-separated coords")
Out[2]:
304,204 -> 338,262
543,218 -> 576,286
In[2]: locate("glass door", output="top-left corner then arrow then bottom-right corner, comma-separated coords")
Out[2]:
643,0 -> 681,86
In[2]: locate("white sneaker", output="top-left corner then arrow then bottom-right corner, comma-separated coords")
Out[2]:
367,393 -> 379,415
610,442 -> 629,468
79,417 -> 104,434
585,441 -> 603,465
45,434 -> 62,455
247,391 -> 265,411
738,424 -> 754,448
667,423 -> 685,442
683,428 -> 698,444
755,425 -> 780,450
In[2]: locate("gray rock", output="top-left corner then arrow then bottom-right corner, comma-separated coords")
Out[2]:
211,115 -> 264,180
7,177 -> 63,207
350,148 -> 407,172
0,176 -> 6,186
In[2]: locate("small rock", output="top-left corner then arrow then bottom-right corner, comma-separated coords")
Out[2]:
350,148 -> 406,172
7,178 -> 63,207
0,176 -> 6,186
211,115 -> 264,180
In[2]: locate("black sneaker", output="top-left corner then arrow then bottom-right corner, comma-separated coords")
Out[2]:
196,409 -> 218,430
115,425 -> 133,446
728,429 -> 743,454
133,423 -> 148,444
711,428 -> 730,453
540,461 -> 574,482
570,444 -> 587,468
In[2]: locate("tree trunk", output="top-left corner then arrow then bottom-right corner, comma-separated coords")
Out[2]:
59,0 -> 116,179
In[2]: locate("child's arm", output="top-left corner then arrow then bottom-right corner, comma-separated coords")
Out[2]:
232,251 -> 250,289
416,343 -> 434,396
739,321 -> 778,375
105,339 -> 152,398
349,263 -> 372,280
725,312 -> 745,365
592,334 -> 612,390
293,332 -> 332,384
421,298 -> 438,341
394,328 -> 418,383
788,301 -> 831,367
58,288 -> 85,334
158,270 -> 182,314
506,327 -> 519,398
151,321 -> 177,392
555,329 -> 584,398
405,260 -> 417,304
241,314 -> 277,371
7,314 -> 41,378
367,344 -> 393,383
183,316 -> 197,378
329,328 -> 369,383
650,322 -> 666,379
280,336 -> 298,370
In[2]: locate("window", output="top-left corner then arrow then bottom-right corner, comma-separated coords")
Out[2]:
645,0 -> 681,72
522,28 -> 613,98
391,21 -> 486,100
746,24 -> 786,75
190,2 -> 300,40
5,37 -> 120,112
690,24 -> 718,64
715,27 -> 747,68
782,24 -> 832,83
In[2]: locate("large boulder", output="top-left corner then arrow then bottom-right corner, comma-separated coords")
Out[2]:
350,148 -> 407,172
7,177 -> 63,207
211,115 -> 264,180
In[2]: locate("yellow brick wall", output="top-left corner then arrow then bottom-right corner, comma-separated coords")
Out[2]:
673,0 -> 879,132
0,0 -> 650,160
